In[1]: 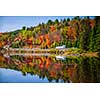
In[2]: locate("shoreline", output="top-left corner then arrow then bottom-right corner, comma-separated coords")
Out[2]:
1,48 -> 99,57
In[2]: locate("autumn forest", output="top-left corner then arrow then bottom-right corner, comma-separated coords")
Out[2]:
0,16 -> 100,83
0,16 -> 100,55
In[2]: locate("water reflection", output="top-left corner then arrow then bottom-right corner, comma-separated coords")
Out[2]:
0,53 -> 100,83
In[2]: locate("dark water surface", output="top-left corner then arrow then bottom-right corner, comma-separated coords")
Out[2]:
0,53 -> 100,83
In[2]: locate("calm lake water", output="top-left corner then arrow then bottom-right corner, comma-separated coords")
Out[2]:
0,53 -> 100,83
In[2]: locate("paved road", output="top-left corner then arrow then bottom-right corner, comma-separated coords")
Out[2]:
8,48 -> 70,51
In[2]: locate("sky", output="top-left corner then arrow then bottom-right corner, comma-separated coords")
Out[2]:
0,16 -> 94,32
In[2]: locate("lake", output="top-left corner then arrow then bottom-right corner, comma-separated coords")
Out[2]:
0,53 -> 100,83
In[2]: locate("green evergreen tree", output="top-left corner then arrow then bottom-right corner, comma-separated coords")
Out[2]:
95,16 -> 100,52
79,18 -> 91,51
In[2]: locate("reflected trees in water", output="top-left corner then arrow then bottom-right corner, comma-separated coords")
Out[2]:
0,54 -> 100,83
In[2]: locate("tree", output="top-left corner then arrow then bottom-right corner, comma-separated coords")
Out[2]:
94,16 -> 100,51
55,19 -> 59,24
22,26 -> 26,30
47,20 -> 53,25
89,27 -> 96,51
67,18 -> 70,22
67,40 -> 72,48
63,18 -> 66,23
74,16 -> 80,21
79,18 -> 91,51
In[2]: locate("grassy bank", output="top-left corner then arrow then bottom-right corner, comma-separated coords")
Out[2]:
80,52 -> 98,57
63,48 -> 99,57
